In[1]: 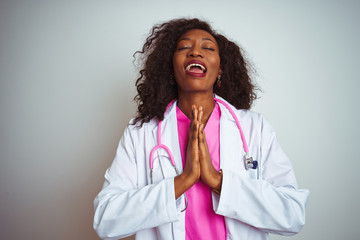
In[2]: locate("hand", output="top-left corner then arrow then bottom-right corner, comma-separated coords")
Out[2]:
182,105 -> 202,183
174,105 -> 222,199
174,105 -> 201,198
198,121 -> 222,191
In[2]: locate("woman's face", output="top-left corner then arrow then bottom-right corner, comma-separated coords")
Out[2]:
173,29 -> 222,95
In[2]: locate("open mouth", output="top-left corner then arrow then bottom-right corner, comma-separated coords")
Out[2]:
185,60 -> 207,77
185,63 -> 206,73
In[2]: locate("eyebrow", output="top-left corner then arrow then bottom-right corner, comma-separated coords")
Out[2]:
178,37 -> 214,42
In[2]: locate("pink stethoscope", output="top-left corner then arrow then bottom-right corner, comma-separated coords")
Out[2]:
149,97 -> 257,211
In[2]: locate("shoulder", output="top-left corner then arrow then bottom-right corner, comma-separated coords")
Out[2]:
230,108 -> 277,139
237,109 -> 263,122
215,95 -> 263,124
124,118 -> 158,136
117,118 -> 158,153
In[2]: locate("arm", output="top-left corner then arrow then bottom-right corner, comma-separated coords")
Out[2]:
93,126 -> 180,240
213,117 -> 309,235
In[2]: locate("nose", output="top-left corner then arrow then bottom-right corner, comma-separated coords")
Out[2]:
188,45 -> 203,58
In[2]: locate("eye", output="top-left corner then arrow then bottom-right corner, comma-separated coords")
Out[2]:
177,46 -> 190,51
203,47 -> 215,51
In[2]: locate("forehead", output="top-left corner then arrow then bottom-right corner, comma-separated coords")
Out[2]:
177,29 -> 217,44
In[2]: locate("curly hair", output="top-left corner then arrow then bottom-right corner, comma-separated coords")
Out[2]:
133,18 -> 257,125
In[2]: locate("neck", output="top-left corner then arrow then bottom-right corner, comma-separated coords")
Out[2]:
177,91 -> 216,124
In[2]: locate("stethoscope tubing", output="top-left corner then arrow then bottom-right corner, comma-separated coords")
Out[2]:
213,98 -> 249,153
149,98 -> 256,211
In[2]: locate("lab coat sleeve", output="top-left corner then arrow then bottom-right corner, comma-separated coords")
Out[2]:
93,125 -> 179,240
213,117 -> 309,236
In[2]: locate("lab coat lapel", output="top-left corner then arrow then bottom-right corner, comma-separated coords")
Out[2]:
218,100 -> 247,175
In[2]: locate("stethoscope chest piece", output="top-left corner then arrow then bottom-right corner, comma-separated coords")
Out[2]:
244,154 -> 258,170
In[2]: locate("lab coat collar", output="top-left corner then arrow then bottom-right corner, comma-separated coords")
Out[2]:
159,94 -> 241,123
214,95 -> 237,122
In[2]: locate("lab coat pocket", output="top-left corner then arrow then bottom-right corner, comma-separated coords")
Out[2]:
247,168 -> 259,180
237,163 -> 261,180
247,157 -> 261,180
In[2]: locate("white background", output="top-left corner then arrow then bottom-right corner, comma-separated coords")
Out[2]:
1,0 -> 359,239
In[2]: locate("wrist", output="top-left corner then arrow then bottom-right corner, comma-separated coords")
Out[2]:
178,171 -> 197,189
211,169 -> 223,195
184,171 -> 199,187
175,173 -> 194,199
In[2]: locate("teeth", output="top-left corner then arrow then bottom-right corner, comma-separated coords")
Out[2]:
185,63 -> 206,72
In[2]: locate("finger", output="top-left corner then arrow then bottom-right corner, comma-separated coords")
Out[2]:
190,117 -> 199,143
195,122 -> 200,143
198,106 -> 203,123
191,123 -> 200,142
199,123 -> 206,144
189,105 -> 197,139
199,124 -> 211,156
198,124 -> 212,168
192,105 -> 198,121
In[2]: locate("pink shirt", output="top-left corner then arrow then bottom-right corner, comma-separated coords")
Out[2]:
176,103 -> 226,240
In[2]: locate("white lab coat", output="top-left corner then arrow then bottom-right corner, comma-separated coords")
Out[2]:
93,95 -> 309,240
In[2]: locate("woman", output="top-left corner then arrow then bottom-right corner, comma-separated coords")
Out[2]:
93,18 -> 309,240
